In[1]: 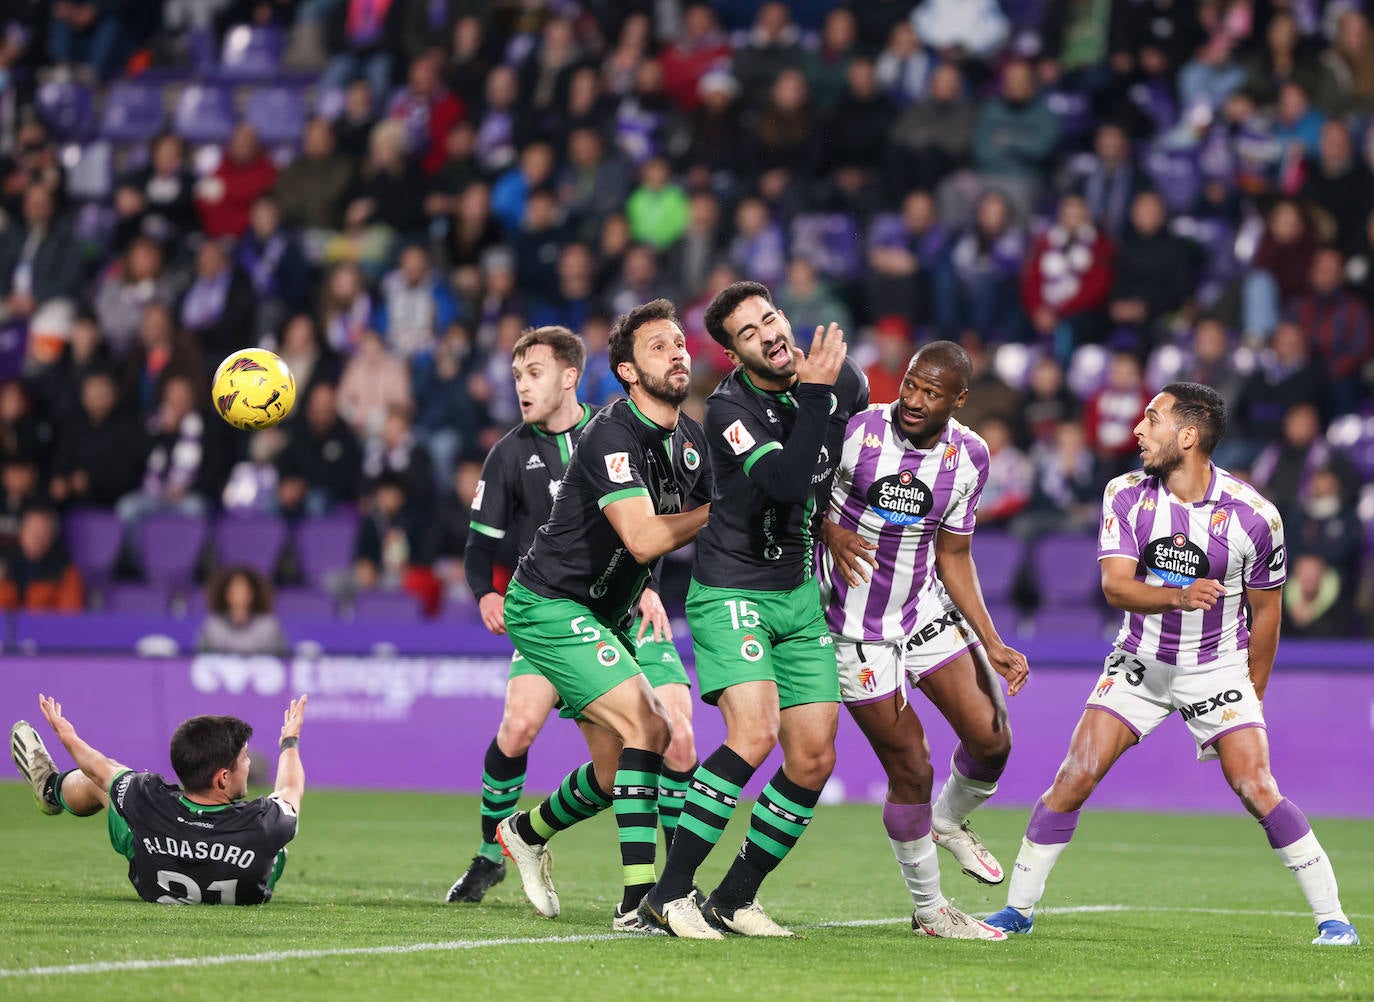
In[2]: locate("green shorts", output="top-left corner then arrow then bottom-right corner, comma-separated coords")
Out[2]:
507,648 -> 540,679
635,622 -> 690,689
686,577 -> 839,709
505,579 -> 645,717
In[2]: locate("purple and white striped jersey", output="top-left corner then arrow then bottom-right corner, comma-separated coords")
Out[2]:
819,405 -> 990,641
1098,465 -> 1287,668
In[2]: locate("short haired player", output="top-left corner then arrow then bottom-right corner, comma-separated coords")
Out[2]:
820,341 -> 1028,940
11,694 -> 307,904
984,383 -> 1359,946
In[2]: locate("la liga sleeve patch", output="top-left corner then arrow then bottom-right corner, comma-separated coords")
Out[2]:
604,452 -> 632,483
723,419 -> 756,455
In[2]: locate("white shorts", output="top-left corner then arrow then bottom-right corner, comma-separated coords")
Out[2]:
835,606 -> 981,706
1084,648 -> 1266,761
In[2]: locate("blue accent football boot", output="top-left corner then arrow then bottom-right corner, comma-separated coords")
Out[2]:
984,906 -> 1035,935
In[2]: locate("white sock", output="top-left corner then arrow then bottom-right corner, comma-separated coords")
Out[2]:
1005,838 -> 1071,914
1273,831 -> 1348,925
890,835 -> 944,912
932,770 -> 997,831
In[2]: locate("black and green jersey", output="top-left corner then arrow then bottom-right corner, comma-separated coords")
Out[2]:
108,770 -> 297,905
693,356 -> 869,591
465,404 -> 594,598
514,398 -> 711,627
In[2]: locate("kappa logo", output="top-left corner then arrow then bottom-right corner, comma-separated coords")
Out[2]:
723,419 -> 756,455
526,454 -> 546,471
604,452 -> 632,484
1220,708 -> 1241,723
863,433 -> 882,449
1141,497 -> 1156,511
943,443 -> 959,471
472,479 -> 485,511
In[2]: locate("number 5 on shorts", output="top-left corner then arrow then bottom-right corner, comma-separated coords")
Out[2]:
570,616 -> 601,642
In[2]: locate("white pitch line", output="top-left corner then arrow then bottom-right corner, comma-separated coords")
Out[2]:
1,904 -> 1357,979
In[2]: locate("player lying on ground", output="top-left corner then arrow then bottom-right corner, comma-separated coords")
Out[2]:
820,341 -> 1029,940
447,327 -> 697,904
983,383 -> 1359,947
10,693 -> 307,905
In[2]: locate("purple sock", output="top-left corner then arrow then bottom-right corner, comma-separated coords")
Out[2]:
952,742 -> 1005,784
1026,799 -> 1080,845
1259,799 -> 1311,849
883,800 -> 932,842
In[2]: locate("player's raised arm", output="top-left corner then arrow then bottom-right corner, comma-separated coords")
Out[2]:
37,694 -> 125,793
272,694 -> 307,811
602,495 -> 710,565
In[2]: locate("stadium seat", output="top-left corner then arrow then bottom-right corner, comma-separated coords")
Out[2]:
138,512 -> 209,590
218,25 -> 285,80
790,213 -> 862,280
174,84 -> 237,146
12,612 -> 196,654
294,513 -> 360,588
244,85 -> 308,148
64,508 -> 123,588
36,79 -> 95,140
213,511 -> 287,578
1066,344 -> 1110,399
351,590 -> 424,622
1327,413 -> 1374,481
971,532 -> 1025,605
1029,605 -> 1112,640
274,588 -> 336,619
1030,533 -> 1103,608
63,142 -> 114,201
97,82 -> 166,143
101,583 -> 170,616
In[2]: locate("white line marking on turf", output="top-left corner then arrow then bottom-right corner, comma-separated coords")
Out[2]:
2,904 -> 1357,979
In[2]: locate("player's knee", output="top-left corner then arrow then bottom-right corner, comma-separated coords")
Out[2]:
1229,768 -> 1280,812
631,703 -> 673,754
497,713 -> 544,755
785,743 -> 836,789
665,720 -> 696,771
886,755 -> 934,803
1051,758 -> 1097,808
967,731 -> 1011,773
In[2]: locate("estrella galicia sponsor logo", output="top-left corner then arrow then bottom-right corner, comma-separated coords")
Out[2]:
740,635 -> 764,662
905,608 -> 964,648
1144,533 -> 1209,586
596,642 -> 621,667
1267,544 -> 1285,573
867,470 -> 933,526
683,442 -> 700,470
1178,689 -> 1243,721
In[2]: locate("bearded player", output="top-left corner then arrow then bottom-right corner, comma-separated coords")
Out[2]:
985,384 -> 1359,947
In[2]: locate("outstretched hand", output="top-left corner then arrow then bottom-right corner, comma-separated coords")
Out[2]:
793,322 -> 847,387
280,694 -> 308,743
38,693 -> 77,744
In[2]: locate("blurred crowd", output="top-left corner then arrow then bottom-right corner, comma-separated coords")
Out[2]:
0,0 -> 1371,638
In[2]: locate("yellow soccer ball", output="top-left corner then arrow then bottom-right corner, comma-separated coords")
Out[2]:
211,348 -> 297,430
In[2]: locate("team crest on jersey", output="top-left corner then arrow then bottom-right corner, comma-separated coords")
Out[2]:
683,442 -> 700,470
472,480 -> 486,511
1144,534 -> 1210,586
596,642 -> 621,667
723,419 -> 756,455
604,452 -> 632,483
857,667 -> 876,692
1210,508 -> 1231,538
863,433 -> 882,449
943,444 -> 959,471
740,635 -> 764,662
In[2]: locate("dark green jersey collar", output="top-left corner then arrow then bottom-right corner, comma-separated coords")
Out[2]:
179,796 -> 232,813
740,369 -> 798,405
627,398 -> 675,436
531,403 -> 593,438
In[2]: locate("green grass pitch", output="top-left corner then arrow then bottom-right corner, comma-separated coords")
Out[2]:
1,784 -> 1369,1001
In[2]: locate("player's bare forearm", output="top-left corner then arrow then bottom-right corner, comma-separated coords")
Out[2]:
1100,556 -> 1226,614
1245,587 -> 1281,700
273,695 -> 307,810
37,694 -> 124,792
605,498 -> 710,564
935,532 -> 1002,645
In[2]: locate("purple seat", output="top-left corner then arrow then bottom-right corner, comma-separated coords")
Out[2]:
789,213 -> 862,280
13,612 -> 197,654
101,583 -> 170,615
351,590 -> 424,622
274,588 -> 336,619
218,25 -> 284,80
98,82 -> 165,143
174,85 -> 237,146
139,513 -> 209,589
64,509 -> 122,586
244,85 -> 307,147
63,141 -> 114,201
971,532 -> 1025,605
1031,533 -> 1103,608
295,513 -> 359,588
1030,606 -> 1111,639
181,589 -> 208,619
1327,414 -> 1374,482
214,512 -> 287,578
37,80 -> 95,140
